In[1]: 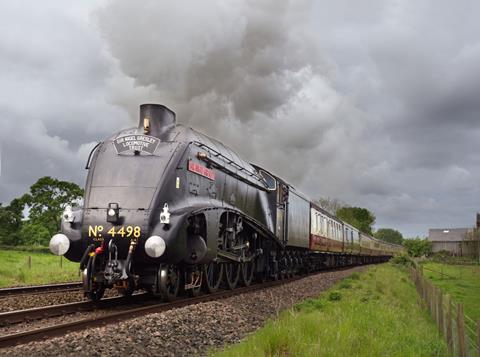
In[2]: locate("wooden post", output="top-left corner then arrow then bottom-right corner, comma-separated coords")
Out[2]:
457,303 -> 466,357
447,296 -> 453,353
28,256 -> 31,269
429,283 -> 435,312
60,256 -> 63,268
438,290 -> 444,336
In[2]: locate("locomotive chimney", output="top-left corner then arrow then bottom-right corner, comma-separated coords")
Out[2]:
477,212 -> 480,229
139,104 -> 176,138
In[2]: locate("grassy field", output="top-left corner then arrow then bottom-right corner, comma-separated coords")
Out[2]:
213,264 -> 447,357
0,249 -> 79,287
422,261 -> 480,321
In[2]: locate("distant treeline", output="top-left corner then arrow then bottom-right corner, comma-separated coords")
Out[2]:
0,176 -> 83,246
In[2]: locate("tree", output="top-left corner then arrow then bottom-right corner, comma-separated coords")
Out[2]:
21,176 -> 84,236
19,222 -> 51,246
336,206 -> 376,235
315,196 -> 345,216
374,228 -> 404,245
0,200 -> 24,245
403,238 -> 432,257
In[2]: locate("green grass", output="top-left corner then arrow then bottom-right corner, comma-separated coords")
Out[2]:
0,249 -> 79,287
213,264 -> 447,357
422,262 -> 480,321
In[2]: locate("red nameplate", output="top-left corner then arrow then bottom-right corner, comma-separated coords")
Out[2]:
188,160 -> 215,180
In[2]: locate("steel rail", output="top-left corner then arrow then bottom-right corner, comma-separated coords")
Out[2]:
0,293 -> 149,327
0,263 -> 377,349
0,283 -> 83,298
0,273 -> 311,348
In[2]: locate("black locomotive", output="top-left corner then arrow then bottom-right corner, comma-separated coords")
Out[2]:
49,104 -> 402,301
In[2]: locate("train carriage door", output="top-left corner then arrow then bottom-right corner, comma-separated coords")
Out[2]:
276,183 -> 289,243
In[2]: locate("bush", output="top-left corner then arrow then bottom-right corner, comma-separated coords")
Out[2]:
390,254 -> 414,266
350,272 -> 360,280
403,238 -> 432,257
328,291 -> 342,301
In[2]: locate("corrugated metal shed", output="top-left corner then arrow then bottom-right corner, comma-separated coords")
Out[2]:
428,228 -> 470,242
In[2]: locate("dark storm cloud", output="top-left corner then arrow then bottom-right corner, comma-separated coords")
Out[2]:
0,1 -> 131,204
1,0 -> 479,237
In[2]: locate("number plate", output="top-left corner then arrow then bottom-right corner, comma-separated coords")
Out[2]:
88,225 -> 141,239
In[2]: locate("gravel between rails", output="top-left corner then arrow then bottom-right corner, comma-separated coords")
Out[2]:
0,266 -> 366,357
0,289 -> 120,313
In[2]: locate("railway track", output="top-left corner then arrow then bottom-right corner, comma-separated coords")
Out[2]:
0,273 -> 309,349
0,293 -> 149,327
0,282 -> 82,298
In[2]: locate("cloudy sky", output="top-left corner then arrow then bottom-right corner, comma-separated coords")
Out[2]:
0,0 -> 479,237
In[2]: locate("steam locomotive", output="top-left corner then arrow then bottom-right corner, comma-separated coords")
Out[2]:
49,104 -> 402,301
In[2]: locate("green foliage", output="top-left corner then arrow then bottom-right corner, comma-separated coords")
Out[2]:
423,262 -> 480,321
21,176 -> 84,236
213,265 -> 447,356
0,200 -> 24,245
0,245 -> 51,253
350,272 -> 360,280
374,228 -> 404,245
403,238 -> 432,257
390,254 -> 414,266
0,250 -> 79,287
19,222 -> 51,246
336,206 -> 376,235
0,176 -> 83,246
338,280 -> 352,289
328,291 -> 342,301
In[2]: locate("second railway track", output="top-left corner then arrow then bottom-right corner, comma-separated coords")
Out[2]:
0,282 -> 82,298
0,271 -> 318,349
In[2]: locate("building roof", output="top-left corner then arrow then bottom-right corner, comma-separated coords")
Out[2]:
428,228 -> 471,242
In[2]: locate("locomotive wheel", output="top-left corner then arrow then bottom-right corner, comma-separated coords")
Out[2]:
87,286 -> 105,302
203,261 -> 223,293
241,260 -> 255,286
158,264 -> 180,301
224,262 -> 240,290
83,254 -> 105,302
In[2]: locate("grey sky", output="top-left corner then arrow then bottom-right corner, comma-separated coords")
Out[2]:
0,0 -> 478,237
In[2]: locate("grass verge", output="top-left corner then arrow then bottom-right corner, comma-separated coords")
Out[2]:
422,261 -> 480,320
213,264 -> 447,357
0,249 -> 79,287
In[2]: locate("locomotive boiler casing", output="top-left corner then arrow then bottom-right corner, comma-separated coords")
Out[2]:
60,104 -> 277,270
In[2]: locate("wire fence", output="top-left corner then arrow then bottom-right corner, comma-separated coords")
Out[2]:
410,266 -> 480,356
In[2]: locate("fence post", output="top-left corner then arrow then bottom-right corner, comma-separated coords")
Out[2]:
429,283 -> 436,314
438,290 -> 444,336
447,296 -> 453,353
28,256 -> 32,269
457,303 -> 466,357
